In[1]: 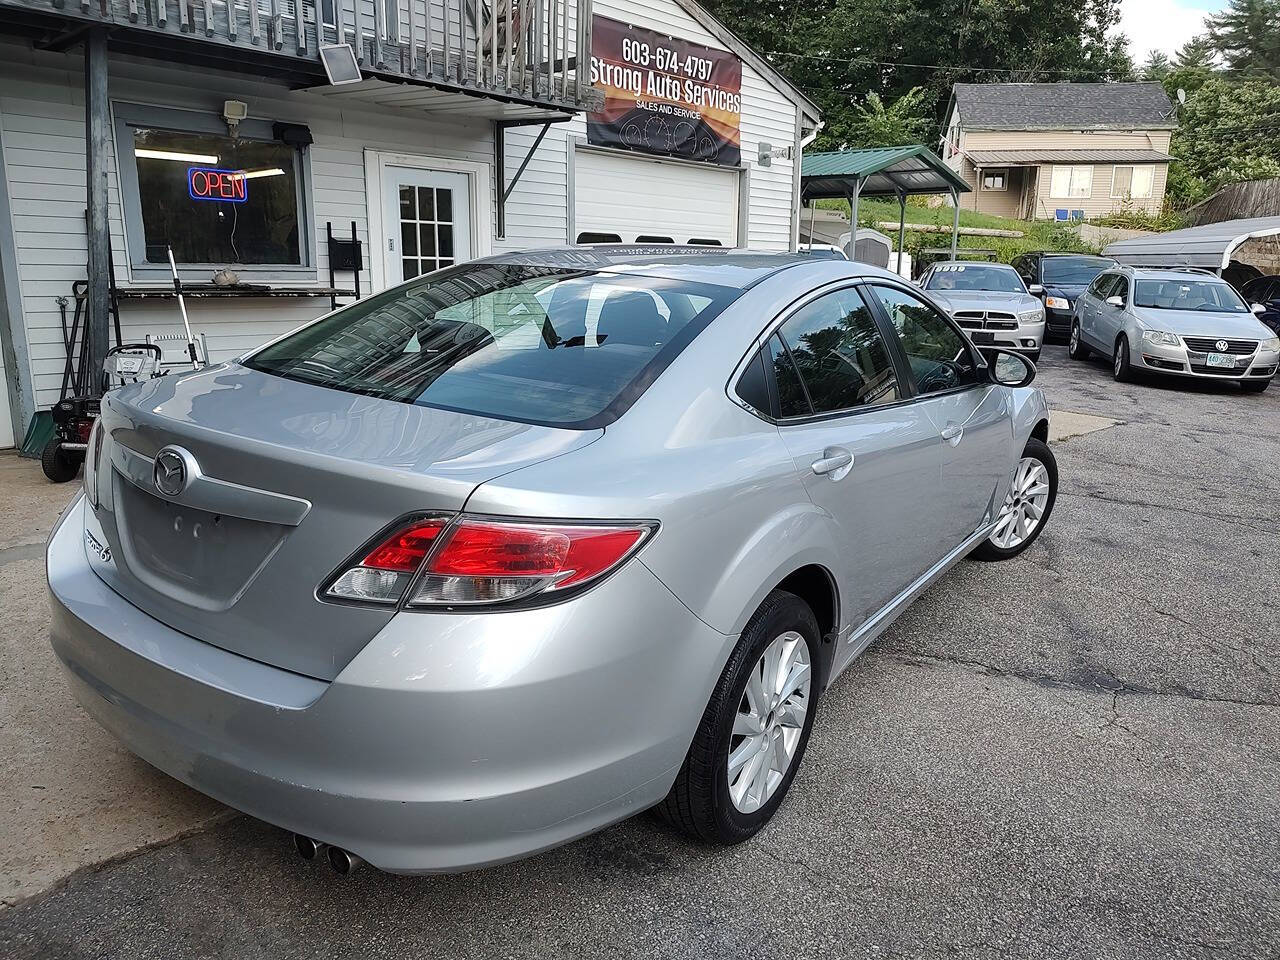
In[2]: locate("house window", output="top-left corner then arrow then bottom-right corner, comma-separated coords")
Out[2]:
1112,165 -> 1154,200
115,104 -> 311,280
981,169 -> 1008,191
1050,165 -> 1093,199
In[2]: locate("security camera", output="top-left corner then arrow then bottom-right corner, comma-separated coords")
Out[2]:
223,100 -> 249,137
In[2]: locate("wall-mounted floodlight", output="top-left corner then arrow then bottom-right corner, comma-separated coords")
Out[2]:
319,43 -> 362,86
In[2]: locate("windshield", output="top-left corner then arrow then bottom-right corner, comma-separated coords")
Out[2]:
1133,279 -> 1250,313
243,263 -> 738,428
925,264 -> 1026,293
1042,256 -> 1114,286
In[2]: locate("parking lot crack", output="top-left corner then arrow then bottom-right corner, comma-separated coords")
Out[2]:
1058,489 -> 1279,535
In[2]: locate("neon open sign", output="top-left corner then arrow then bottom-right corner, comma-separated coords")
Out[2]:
187,167 -> 248,203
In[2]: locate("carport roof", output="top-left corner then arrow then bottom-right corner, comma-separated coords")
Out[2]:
1103,215 -> 1280,271
801,145 -> 970,201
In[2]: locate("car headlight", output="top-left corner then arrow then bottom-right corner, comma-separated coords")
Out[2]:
1142,329 -> 1181,347
1044,296 -> 1070,310
1261,335 -> 1280,352
1018,308 -> 1043,323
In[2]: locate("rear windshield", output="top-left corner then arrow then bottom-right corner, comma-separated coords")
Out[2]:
925,264 -> 1025,293
242,262 -> 739,428
1134,279 -> 1249,312
1042,256 -> 1114,285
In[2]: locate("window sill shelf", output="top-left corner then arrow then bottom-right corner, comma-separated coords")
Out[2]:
114,285 -> 354,300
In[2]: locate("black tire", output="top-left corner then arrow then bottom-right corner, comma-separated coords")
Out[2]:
1028,350 -> 1042,364
1113,334 -> 1133,382
1067,322 -> 1090,360
971,437 -> 1058,561
1241,378 -> 1270,393
655,590 -> 821,845
40,437 -> 81,483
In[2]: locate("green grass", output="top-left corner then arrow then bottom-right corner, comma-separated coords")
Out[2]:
815,197 -> 1099,264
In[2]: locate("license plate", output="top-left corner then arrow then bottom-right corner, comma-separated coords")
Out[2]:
970,331 -> 995,344
1206,352 -> 1235,368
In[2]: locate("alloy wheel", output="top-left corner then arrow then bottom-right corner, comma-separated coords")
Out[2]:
1114,347 -> 1124,376
991,457 -> 1051,549
727,631 -> 811,814
1070,325 -> 1079,353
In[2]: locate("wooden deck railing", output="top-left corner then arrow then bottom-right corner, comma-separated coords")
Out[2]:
4,0 -> 594,112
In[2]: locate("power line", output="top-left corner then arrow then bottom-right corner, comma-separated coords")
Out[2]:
764,49 -> 1132,78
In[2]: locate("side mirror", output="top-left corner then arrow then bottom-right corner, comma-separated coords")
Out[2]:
1028,283 -> 1045,295
985,349 -> 1036,387
1252,302 -> 1266,314
1105,295 -> 1124,308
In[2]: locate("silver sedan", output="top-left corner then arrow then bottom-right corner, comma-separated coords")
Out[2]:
919,261 -> 1047,362
47,248 -> 1055,875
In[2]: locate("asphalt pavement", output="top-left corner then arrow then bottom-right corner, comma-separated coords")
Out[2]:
2,346 -> 1277,959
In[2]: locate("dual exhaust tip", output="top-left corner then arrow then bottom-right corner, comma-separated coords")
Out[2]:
293,833 -> 362,875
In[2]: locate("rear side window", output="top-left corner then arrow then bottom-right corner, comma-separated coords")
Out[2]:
244,263 -> 738,429
776,288 -> 901,413
767,335 -> 811,417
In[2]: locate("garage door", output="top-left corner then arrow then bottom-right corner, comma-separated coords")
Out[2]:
574,147 -> 740,247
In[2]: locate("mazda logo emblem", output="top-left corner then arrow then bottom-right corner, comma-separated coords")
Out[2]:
153,447 -> 191,497
1215,339 -> 1230,352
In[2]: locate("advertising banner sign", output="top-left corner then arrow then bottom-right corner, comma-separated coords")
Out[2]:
587,16 -> 742,166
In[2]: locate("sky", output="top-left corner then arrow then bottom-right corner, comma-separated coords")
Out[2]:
1120,0 -> 1225,62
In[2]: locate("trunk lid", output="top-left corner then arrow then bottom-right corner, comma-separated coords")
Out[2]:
88,362 -> 600,680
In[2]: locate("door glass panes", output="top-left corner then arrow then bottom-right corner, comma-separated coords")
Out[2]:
776,288 -> 900,413
399,185 -> 456,280
869,285 -> 980,395
766,335 -> 811,418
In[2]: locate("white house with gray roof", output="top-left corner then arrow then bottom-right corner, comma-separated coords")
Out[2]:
940,82 -> 1177,222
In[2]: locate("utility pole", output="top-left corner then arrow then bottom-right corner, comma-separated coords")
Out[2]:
85,26 -> 111,395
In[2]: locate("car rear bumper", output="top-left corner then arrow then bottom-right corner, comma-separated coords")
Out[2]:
48,495 -> 733,873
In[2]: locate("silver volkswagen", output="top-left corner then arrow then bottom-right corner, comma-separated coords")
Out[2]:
918,261 -> 1046,362
1069,266 -> 1280,391
47,248 -> 1055,875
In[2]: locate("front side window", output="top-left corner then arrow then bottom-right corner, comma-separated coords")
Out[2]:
1133,279 -> 1249,313
775,288 -> 901,414
129,126 -> 303,267
1111,276 -> 1130,304
1088,273 -> 1116,297
1050,164 -> 1093,199
868,285 -> 980,395
243,263 -> 738,428
924,264 -> 1026,293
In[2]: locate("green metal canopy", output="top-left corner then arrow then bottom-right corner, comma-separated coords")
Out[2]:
799,145 -> 971,269
800,145 -> 970,201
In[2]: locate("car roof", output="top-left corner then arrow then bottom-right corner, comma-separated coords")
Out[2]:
479,245 -> 900,287
1123,267 -> 1232,282
931,260 -> 1016,269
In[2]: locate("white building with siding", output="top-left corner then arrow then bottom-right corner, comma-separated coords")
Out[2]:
0,0 -> 819,448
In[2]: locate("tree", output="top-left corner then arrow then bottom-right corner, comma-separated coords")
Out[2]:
1142,51 -> 1173,80
1174,35 -> 1217,70
1167,75 -> 1280,206
701,0 -> 1133,147
1207,0 -> 1280,81
836,88 -> 932,149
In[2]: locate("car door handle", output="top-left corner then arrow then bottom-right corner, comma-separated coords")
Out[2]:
941,424 -> 964,445
811,448 -> 853,477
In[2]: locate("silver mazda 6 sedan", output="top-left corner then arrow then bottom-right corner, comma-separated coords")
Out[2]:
47,248 -> 1056,875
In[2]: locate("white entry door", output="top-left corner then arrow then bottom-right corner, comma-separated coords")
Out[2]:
381,167 -> 472,287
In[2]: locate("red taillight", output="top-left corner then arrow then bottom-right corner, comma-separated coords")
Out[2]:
361,519 -> 446,572
324,516 -> 653,607
326,517 -> 447,604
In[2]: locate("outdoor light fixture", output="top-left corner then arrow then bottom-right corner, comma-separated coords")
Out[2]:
135,148 -> 219,164
319,43 -> 362,85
